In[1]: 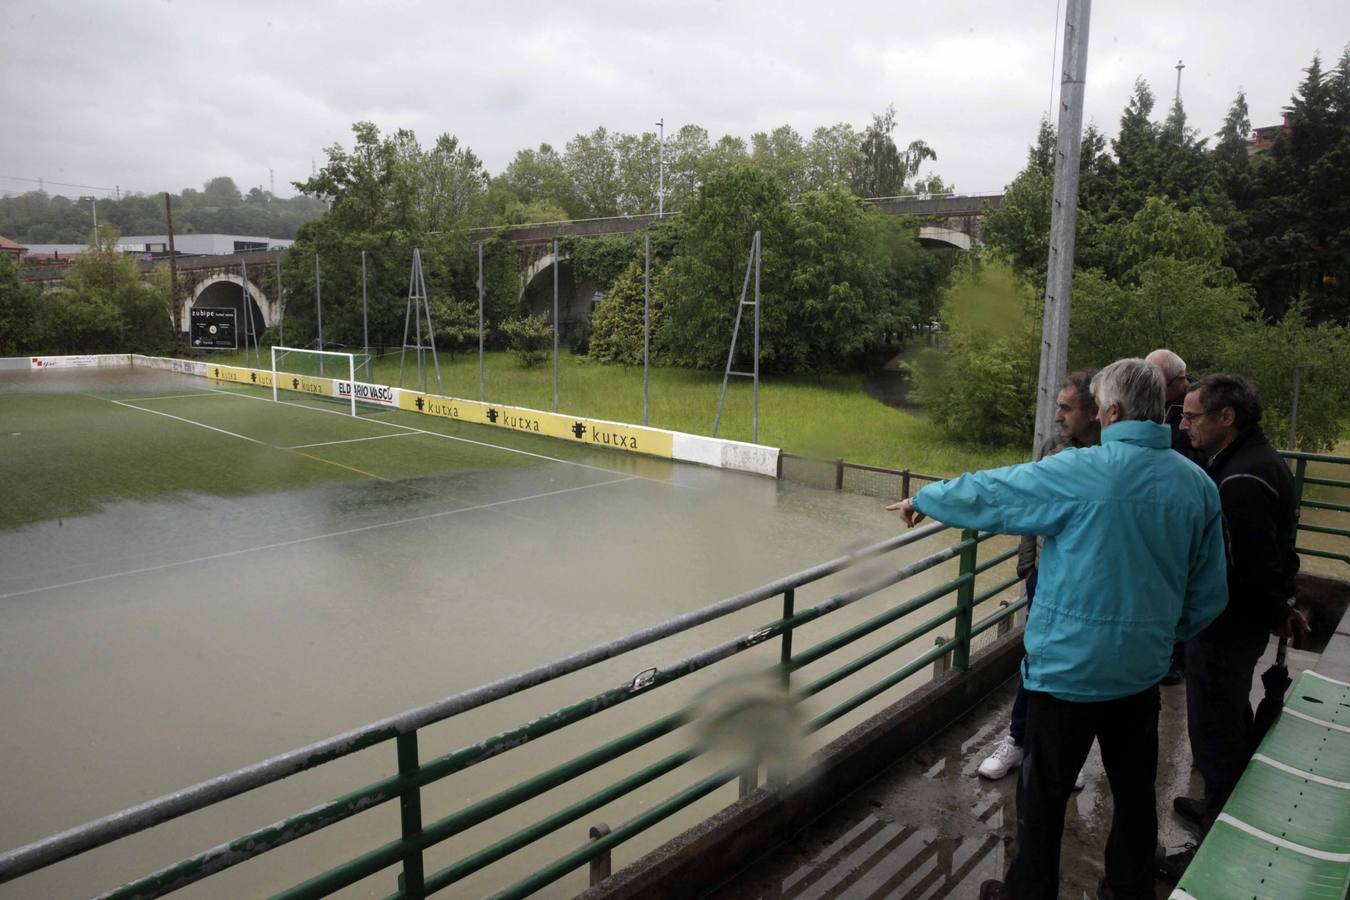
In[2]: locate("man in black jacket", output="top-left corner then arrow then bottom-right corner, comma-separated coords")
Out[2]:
1161,374 -> 1301,875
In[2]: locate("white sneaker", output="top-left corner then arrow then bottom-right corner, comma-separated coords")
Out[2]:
1073,768 -> 1086,791
978,736 -> 1024,779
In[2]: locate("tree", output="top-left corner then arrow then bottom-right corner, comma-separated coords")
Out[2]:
850,105 -> 937,198
659,164 -> 797,370
563,128 -> 620,218
915,258 -> 1041,446
1216,305 -> 1350,451
202,176 -> 243,208
0,255 -> 39,354
750,125 -> 809,201
588,260 -> 667,366
500,313 -> 551,367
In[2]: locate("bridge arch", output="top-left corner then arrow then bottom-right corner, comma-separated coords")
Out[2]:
916,226 -> 974,251
185,274 -> 275,340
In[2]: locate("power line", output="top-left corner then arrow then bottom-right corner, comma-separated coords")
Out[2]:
0,174 -> 131,194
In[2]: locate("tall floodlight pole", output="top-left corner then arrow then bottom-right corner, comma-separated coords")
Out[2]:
361,249 -> 369,356
656,118 -> 665,218
276,257 -> 284,347
1032,0 -> 1093,458
315,252 -> 325,375
164,193 -> 182,355
1175,59 -> 1185,102
643,234 -> 651,425
553,237 -> 560,413
478,242 -> 485,402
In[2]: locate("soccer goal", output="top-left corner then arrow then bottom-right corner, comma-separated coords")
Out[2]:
270,345 -> 363,416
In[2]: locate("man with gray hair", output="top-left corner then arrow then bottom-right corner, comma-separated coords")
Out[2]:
891,358 -> 1228,899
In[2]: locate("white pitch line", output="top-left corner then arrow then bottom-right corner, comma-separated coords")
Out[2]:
110,399 -> 267,445
124,392 -> 234,402
0,475 -> 637,600
285,432 -> 418,450
208,387 -> 692,489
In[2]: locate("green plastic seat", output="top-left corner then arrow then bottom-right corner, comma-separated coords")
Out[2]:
1173,672 -> 1350,899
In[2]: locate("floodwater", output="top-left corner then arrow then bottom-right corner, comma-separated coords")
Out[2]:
0,367 -> 1016,898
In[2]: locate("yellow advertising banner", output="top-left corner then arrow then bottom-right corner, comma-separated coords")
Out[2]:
398,390 -> 674,458
206,364 -> 272,388
276,373 -> 335,398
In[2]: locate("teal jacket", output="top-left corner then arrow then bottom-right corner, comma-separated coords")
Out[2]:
913,420 -> 1228,702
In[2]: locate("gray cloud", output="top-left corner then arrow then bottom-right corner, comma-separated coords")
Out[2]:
2,0 -> 1347,205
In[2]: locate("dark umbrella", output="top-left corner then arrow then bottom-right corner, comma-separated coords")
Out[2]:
1250,636 -> 1291,751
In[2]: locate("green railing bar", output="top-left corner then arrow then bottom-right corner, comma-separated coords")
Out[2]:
969,596 -> 1027,639
490,768 -> 739,900
1281,451 -> 1350,463
971,574 -> 1023,608
972,545 -> 1018,576
1299,522 -> 1350,538
1301,498 -> 1350,513
805,637 -> 954,733
1296,546 -> 1350,564
279,712 -> 689,900
411,746 -> 700,897
785,576 -> 966,676
1301,475 -> 1350,490
797,606 -> 963,703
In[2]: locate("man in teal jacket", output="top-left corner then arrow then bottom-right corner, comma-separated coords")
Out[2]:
892,358 -> 1228,900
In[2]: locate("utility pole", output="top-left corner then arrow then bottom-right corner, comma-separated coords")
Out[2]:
1032,0 -> 1093,457
1174,59 -> 1185,102
165,193 -> 182,355
656,118 -> 665,217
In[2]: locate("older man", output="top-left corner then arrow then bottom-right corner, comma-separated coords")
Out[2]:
891,359 -> 1228,900
977,369 -> 1100,783
1159,374 -> 1302,879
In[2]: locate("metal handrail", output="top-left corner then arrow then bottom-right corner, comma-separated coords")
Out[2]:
0,522 -> 948,886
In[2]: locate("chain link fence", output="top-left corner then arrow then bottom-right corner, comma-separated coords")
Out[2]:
778,453 -> 945,501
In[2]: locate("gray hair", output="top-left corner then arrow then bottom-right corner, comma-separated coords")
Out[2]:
1145,348 -> 1186,381
1090,358 -> 1165,423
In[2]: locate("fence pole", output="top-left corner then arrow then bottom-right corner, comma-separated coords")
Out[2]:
478,243 -> 485,402
395,733 -> 425,899
834,457 -> 845,491
953,529 -> 977,671
643,234 -> 651,426
588,823 -> 612,886
552,237 -> 559,413
902,469 -> 911,500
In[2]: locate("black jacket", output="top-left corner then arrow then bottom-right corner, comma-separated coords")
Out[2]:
1201,426 -> 1300,640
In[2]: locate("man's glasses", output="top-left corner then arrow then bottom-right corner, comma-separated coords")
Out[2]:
1180,410 -> 1209,423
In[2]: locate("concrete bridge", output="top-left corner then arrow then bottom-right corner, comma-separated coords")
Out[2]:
18,193 -> 1001,333
21,249 -> 287,337
467,192 -> 1003,250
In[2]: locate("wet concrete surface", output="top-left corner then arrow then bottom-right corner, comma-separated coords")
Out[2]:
711,640 -> 1321,900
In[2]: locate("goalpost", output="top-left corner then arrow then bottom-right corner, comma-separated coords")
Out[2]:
271,345 -> 357,416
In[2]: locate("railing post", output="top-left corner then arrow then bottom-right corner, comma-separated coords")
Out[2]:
997,599 -> 1013,637
395,732 -> 425,900
902,469 -> 911,500
1293,456 -> 1308,516
932,635 -> 951,677
834,457 -> 845,491
953,529 -> 977,671
780,589 -> 794,690
588,822 -> 612,886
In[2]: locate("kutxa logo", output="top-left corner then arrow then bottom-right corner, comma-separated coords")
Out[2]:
250,372 -> 257,382
485,408 -> 499,423
571,422 -> 587,439
292,378 -> 300,389
415,396 -> 425,411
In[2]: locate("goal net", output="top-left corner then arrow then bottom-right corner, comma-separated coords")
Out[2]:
270,346 -> 369,416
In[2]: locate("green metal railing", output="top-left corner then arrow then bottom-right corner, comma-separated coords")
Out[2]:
2,452 -> 1343,899
1286,450 -> 1350,566
0,521 -> 1027,899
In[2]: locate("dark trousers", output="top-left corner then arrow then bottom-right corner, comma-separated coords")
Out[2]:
1003,685 -> 1161,900
1007,569 -> 1037,745
1184,630 -> 1269,823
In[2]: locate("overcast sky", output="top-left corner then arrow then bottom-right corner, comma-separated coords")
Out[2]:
3,1 -> 1347,208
